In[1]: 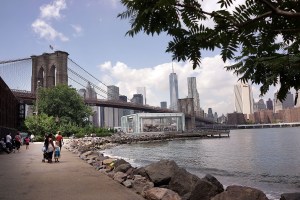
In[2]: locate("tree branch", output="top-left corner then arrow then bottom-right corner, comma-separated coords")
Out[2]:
259,0 -> 300,17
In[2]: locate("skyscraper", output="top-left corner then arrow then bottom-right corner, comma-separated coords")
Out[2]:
137,87 -> 146,105
78,82 -> 99,127
187,77 -> 201,115
160,101 -> 167,109
266,98 -> 273,110
169,64 -> 179,110
253,99 -> 266,112
131,94 -> 143,105
207,108 -> 214,119
234,82 -> 254,119
102,85 -> 120,128
273,91 -> 294,113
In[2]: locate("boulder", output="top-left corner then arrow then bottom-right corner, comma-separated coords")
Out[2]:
132,176 -> 154,195
114,163 -> 132,173
211,185 -> 269,200
280,193 -> 300,200
143,160 -> 222,200
202,174 -> 224,193
144,187 -> 182,200
113,171 -> 127,183
169,167 -> 219,200
102,158 -> 116,165
114,159 -> 130,168
123,180 -> 133,188
144,160 -> 178,186
134,167 -> 149,178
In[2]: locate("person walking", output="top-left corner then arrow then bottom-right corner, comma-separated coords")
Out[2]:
5,133 -> 13,152
54,141 -> 60,162
14,132 -> 21,152
24,136 -> 30,150
45,133 -> 55,163
55,131 -> 63,151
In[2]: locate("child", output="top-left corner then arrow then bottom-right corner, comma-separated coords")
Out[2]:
24,136 -> 30,150
54,141 -> 60,163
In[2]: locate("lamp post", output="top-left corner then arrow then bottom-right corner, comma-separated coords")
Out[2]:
34,80 -> 41,136
36,80 -> 41,116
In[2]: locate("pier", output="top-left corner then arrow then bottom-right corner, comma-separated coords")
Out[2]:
235,122 -> 300,129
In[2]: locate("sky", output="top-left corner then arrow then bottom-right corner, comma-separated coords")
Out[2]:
0,0 -> 278,115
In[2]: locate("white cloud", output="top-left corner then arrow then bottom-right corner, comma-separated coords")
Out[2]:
40,0 -> 67,20
98,55 -> 241,115
71,24 -> 83,37
32,19 -> 69,41
32,0 -> 68,42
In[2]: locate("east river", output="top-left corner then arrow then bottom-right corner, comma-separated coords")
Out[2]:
103,127 -> 300,199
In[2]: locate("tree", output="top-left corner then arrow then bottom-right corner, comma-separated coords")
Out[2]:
118,0 -> 300,101
24,113 -> 56,138
37,84 -> 92,126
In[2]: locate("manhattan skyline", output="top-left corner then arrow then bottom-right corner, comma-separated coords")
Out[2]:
0,0 -> 280,115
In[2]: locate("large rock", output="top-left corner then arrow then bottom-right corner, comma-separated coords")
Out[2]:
169,168 -> 219,200
280,193 -> 300,200
144,160 -> 221,200
113,171 -> 127,183
144,160 -> 179,186
202,174 -> 224,193
103,158 -> 116,165
132,176 -> 154,195
144,187 -> 182,200
114,163 -> 132,173
211,185 -> 269,200
114,159 -> 130,168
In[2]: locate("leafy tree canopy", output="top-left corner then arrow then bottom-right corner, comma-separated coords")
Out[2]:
37,84 -> 92,126
119,0 -> 300,101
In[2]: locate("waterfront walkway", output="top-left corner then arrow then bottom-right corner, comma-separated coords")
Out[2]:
0,142 -> 144,200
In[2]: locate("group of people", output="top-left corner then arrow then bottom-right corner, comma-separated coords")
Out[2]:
0,132 -> 31,154
42,131 -> 63,163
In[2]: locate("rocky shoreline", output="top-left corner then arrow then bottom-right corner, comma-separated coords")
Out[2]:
64,135 -> 300,200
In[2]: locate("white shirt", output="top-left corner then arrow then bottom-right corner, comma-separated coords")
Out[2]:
6,135 -> 12,143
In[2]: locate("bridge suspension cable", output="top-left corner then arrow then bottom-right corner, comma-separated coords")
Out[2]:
0,57 -> 32,91
67,57 -> 121,100
0,57 -> 31,65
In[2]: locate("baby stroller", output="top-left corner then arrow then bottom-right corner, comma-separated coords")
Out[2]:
42,145 -> 48,162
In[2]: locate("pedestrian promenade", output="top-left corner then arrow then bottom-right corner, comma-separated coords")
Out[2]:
0,142 -> 144,200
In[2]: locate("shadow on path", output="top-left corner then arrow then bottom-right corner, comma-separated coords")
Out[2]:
0,142 -> 144,200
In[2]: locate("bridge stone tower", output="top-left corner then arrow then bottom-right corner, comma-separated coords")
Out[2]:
31,51 -> 68,93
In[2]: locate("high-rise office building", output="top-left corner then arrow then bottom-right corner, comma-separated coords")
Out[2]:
137,87 -> 146,105
253,99 -> 266,112
131,94 -> 143,105
207,108 -> 214,119
266,98 -> 273,110
78,82 -> 99,127
273,91 -> 294,113
234,82 -> 254,119
160,101 -> 167,109
102,85 -> 120,128
187,77 -> 201,115
169,65 -> 179,110
119,95 -> 130,117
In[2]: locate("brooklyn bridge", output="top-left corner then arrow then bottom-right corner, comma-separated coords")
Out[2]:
0,51 -> 214,132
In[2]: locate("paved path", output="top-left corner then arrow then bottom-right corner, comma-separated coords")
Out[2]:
0,142 -> 145,200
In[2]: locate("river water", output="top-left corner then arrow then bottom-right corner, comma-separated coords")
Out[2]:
102,127 -> 300,199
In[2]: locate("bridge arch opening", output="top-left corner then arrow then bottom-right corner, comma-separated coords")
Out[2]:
37,66 -> 44,88
49,64 -> 56,86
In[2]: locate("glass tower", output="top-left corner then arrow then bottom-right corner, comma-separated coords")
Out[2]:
187,77 -> 201,113
169,66 -> 179,110
234,82 -> 254,119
